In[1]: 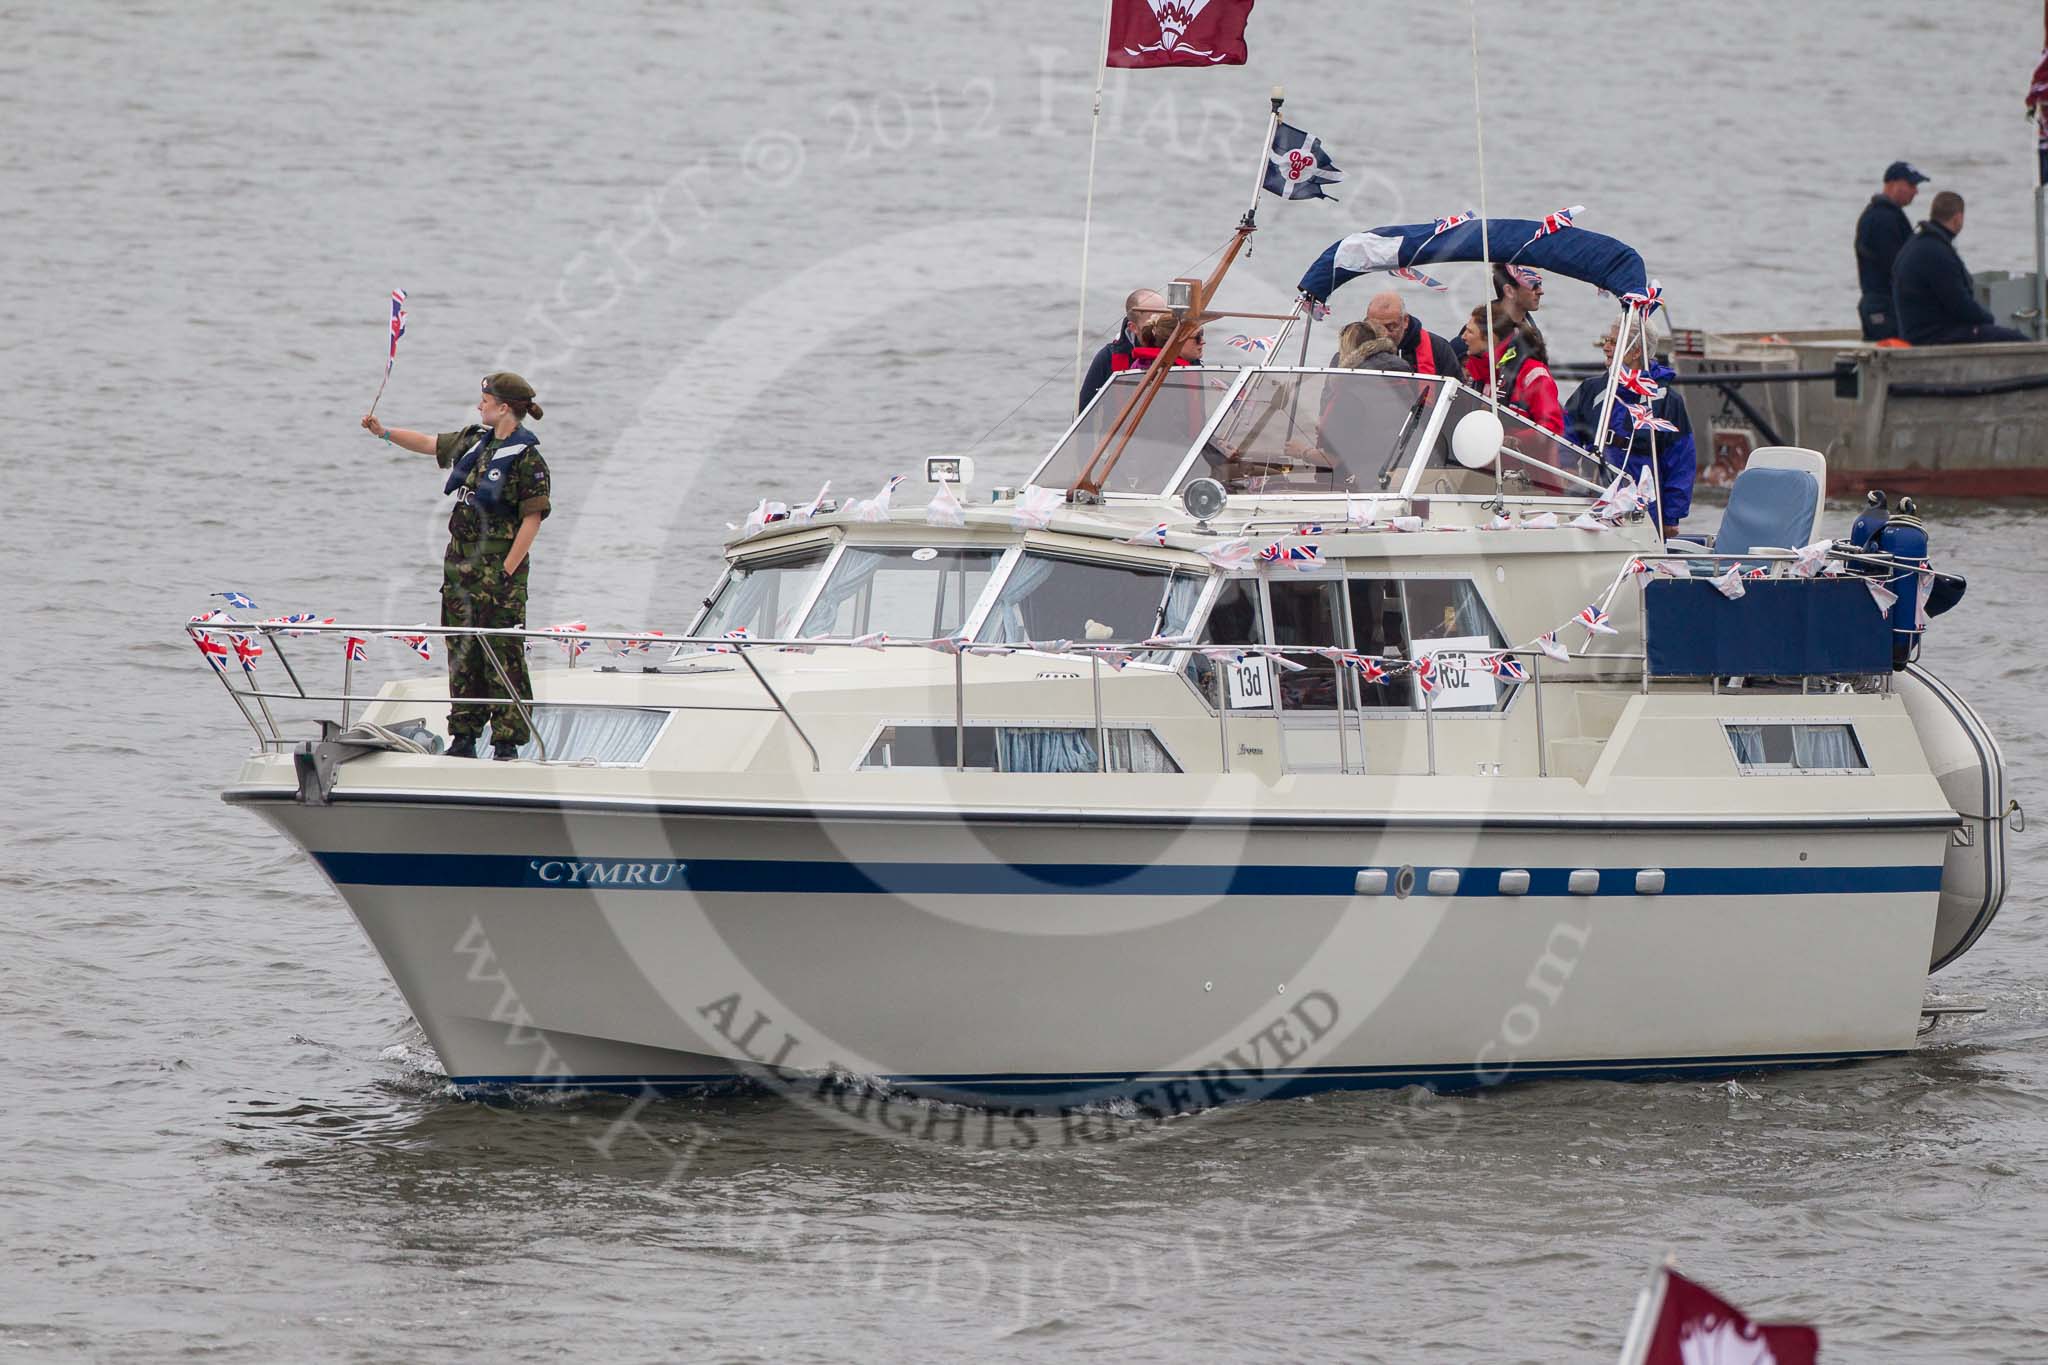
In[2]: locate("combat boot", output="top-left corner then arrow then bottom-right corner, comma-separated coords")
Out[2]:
492,741 -> 522,761
446,735 -> 479,759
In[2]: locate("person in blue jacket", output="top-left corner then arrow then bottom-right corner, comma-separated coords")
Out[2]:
1853,161 -> 1926,340
1892,191 -> 2027,345
1564,322 -> 1695,537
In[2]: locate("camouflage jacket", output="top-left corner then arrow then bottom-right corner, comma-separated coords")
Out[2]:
434,425 -> 552,544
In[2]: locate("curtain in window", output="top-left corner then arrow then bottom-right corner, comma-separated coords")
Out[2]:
983,555 -> 1058,644
799,549 -> 886,634
1792,724 -> 1859,769
1726,725 -> 1767,765
1108,728 -> 1178,773
518,706 -> 667,764
1141,572 -> 1208,666
997,726 -> 1097,772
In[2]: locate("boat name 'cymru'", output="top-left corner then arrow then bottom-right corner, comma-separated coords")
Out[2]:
527,859 -> 687,886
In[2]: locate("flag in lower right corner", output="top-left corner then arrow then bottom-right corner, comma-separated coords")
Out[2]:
1263,121 -> 1341,201
1641,1269 -> 1818,1365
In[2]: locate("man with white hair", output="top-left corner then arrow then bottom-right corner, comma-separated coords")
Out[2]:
1364,291 -> 1459,377
1078,287 -> 1170,411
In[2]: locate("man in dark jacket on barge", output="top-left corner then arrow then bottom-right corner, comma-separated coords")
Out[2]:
1893,191 -> 2028,345
1854,161 -> 1925,340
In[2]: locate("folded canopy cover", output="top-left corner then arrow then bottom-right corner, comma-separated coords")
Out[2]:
1297,218 -> 1650,302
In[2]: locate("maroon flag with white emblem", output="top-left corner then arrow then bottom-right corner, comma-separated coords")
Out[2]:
1106,0 -> 1253,68
1620,1266 -> 1819,1365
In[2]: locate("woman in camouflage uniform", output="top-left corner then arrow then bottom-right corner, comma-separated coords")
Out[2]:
362,373 -> 552,759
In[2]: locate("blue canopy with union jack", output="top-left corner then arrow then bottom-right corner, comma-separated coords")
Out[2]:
1297,214 -> 1650,303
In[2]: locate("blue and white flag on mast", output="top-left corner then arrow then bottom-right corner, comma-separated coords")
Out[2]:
1263,122 -> 1342,201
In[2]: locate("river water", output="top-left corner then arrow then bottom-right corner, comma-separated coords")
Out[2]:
7,1 -> 2047,1359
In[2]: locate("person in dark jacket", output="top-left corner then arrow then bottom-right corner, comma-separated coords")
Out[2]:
1364,291 -> 1460,377
1565,322 -> 1695,536
1078,287 -> 1168,411
1854,161 -> 1927,340
1893,191 -> 2028,345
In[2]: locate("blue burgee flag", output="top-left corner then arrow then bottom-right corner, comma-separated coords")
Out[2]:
1263,122 -> 1342,201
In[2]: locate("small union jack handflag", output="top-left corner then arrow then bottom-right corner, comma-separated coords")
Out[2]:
1531,204 -> 1583,240
230,633 -> 263,671
1745,565 -> 1771,580
1125,523 -> 1171,546
387,288 -> 408,374
1340,652 -> 1387,684
706,627 -> 751,654
1257,541 -> 1321,566
1413,654 -> 1438,695
920,634 -> 969,656
1575,604 -> 1618,636
1430,209 -> 1476,236
1625,401 -> 1679,434
1620,279 -> 1664,312
216,591 -> 257,610
1485,653 -> 1529,682
262,613 -> 335,638
344,636 -> 367,663
393,632 -> 432,662
1618,368 -> 1664,400
1294,524 -> 1326,536
540,621 -> 590,656
851,631 -> 891,651
616,630 -> 668,656
1536,630 -> 1570,663
194,633 -> 231,672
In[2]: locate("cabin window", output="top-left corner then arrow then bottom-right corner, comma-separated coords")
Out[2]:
1724,723 -> 1868,773
799,546 -> 1001,639
978,554 -> 1195,646
692,545 -> 829,641
860,725 -> 1180,773
515,706 -> 668,766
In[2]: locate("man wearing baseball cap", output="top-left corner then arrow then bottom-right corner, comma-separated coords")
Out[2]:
1854,161 -> 1929,340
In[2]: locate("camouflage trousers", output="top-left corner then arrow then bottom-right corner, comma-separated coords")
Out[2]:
442,544 -> 532,745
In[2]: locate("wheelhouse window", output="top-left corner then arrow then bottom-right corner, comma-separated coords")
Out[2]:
1186,577 -> 1268,708
691,544 -> 829,642
799,546 -> 1001,639
978,553 -> 1200,647
1725,723 -> 1868,773
1386,578 -> 1511,712
1030,369 -> 1241,495
1178,371 -> 1443,497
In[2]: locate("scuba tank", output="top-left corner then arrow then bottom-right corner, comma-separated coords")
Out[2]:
1847,489 -> 1888,550
1872,495 -> 1928,669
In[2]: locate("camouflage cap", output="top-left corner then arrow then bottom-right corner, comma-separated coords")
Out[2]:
482,371 -> 536,403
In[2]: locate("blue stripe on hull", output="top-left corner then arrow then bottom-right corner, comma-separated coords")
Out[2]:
443,1049 -> 1903,1105
314,851 -> 1943,897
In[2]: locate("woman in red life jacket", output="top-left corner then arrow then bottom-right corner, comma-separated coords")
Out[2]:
1130,315 -> 1203,369
1459,302 -> 1566,436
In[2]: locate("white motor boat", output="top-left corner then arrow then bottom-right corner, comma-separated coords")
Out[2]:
202,223 -> 2013,1113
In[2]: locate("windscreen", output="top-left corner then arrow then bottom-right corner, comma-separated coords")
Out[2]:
1030,370 -> 1241,495
1174,371 -> 1444,496
798,546 -> 1002,639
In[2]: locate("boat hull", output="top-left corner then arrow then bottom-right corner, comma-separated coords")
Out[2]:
235,789 -> 1946,1107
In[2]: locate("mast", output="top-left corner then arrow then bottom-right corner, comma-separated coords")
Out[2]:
1070,89 -> 1284,498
